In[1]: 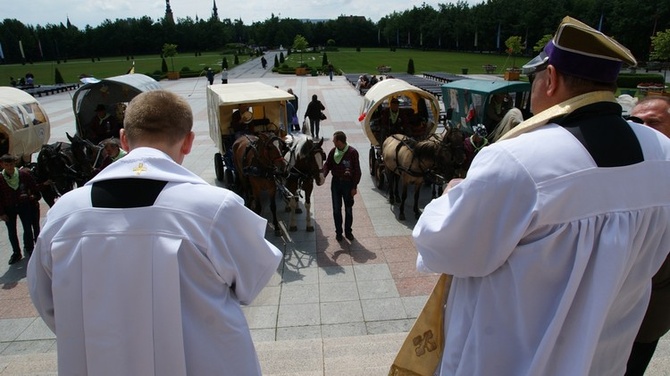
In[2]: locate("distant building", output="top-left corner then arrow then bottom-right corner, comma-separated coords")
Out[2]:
300,19 -> 332,24
337,15 -> 367,22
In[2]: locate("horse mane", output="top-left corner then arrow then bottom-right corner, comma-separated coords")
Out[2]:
413,139 -> 439,162
294,134 -> 313,159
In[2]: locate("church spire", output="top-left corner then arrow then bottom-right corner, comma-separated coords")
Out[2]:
211,0 -> 219,21
164,0 -> 175,24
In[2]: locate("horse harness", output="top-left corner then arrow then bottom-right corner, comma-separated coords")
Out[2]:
241,134 -> 285,178
390,135 -> 441,178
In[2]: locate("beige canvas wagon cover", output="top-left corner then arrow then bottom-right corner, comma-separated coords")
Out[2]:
359,78 -> 440,146
0,87 -> 51,158
207,82 -> 294,151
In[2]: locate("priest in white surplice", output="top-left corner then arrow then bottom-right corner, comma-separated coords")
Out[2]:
413,17 -> 670,376
28,90 -> 282,376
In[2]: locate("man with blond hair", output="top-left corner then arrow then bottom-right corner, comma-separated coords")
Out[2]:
29,90 -> 281,376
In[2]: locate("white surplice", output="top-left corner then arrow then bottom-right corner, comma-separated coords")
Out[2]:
413,123 -> 670,375
28,147 -> 282,376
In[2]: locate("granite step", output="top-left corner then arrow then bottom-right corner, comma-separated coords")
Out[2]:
0,332 -> 406,376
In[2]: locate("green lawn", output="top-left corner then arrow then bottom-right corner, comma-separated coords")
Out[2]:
0,52 -> 250,85
1,48 -> 520,86
317,48 -> 520,76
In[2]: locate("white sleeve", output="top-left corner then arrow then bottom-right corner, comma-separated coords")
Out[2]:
207,193 -> 282,305
413,145 -> 538,277
27,238 -> 57,333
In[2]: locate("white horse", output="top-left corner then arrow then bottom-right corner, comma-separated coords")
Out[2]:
283,134 -> 326,231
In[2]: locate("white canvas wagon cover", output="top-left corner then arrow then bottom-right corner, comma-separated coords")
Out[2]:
0,87 -> 51,158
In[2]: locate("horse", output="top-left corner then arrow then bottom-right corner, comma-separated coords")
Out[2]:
34,142 -> 81,206
283,134 -> 326,232
425,126 -> 467,198
67,132 -> 105,181
382,134 -> 455,220
232,132 -> 288,236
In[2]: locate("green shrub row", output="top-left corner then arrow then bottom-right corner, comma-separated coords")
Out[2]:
617,73 -> 665,88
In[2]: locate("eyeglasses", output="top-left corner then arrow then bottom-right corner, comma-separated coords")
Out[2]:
527,63 -> 548,85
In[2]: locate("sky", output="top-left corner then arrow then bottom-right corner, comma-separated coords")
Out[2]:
5,0 -> 479,28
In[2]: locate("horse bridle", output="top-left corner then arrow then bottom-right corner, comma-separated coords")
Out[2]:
242,134 -> 286,177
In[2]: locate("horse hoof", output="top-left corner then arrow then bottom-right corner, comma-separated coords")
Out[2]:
295,208 -> 303,214
289,226 -> 298,232
399,213 -> 406,220
306,226 -> 315,232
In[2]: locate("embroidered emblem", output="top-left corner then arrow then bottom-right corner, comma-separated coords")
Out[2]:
412,330 -> 438,356
133,163 -> 147,175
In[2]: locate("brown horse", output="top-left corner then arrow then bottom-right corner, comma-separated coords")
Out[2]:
426,126 -> 467,198
382,134 -> 456,220
232,132 -> 288,236
283,134 -> 326,232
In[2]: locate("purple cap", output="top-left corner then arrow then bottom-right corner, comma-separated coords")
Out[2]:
522,17 -> 637,84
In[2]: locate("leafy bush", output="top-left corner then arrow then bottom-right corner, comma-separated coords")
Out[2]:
180,66 -> 191,72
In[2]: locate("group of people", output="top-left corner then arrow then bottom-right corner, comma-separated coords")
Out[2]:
20,84 -> 360,375
16,15 -> 670,376
356,74 -> 379,94
9,73 -> 35,88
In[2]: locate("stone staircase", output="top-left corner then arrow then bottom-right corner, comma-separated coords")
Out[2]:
0,333 -> 405,375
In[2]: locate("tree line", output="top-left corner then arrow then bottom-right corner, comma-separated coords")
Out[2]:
1,0 -> 668,65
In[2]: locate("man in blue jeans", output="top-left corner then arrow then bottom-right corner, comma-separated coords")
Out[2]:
323,131 -> 361,241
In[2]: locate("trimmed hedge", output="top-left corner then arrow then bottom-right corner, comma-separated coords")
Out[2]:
617,73 -> 665,88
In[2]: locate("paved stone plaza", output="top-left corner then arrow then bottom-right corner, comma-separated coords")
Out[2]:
0,53 -> 668,375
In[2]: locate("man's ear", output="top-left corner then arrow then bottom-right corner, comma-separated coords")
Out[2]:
120,129 -> 130,150
545,65 -> 559,97
180,131 -> 195,156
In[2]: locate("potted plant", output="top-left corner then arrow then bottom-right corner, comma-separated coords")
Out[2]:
292,35 -> 309,75
504,36 -> 523,81
162,43 -> 180,80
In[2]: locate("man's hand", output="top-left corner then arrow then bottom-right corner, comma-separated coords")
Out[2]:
351,188 -> 358,196
443,178 -> 463,196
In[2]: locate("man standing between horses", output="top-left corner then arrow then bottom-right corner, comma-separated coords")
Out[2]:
412,17 -> 670,375
624,95 -> 670,376
0,154 -> 41,264
28,90 -> 282,376
323,131 -> 361,241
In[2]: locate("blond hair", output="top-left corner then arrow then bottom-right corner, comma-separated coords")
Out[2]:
123,90 -> 193,145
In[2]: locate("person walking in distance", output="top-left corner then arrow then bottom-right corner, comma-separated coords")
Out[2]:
28,90 -> 282,376
304,94 -> 325,139
413,17 -> 670,375
322,131 -> 361,241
